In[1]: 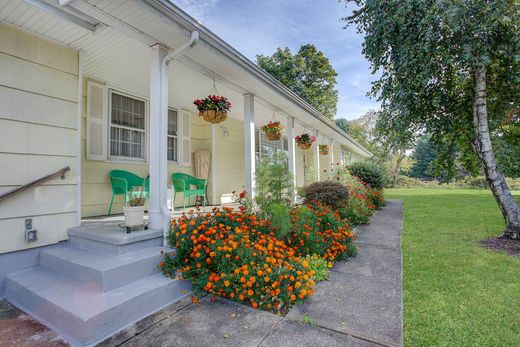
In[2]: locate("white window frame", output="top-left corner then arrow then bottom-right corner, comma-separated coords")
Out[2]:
255,127 -> 289,164
167,107 -> 180,165
107,89 -> 148,163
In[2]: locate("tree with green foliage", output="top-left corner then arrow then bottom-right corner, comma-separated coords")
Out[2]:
335,118 -> 350,133
257,44 -> 339,120
344,0 -> 520,239
494,113 -> 520,178
410,136 -> 437,180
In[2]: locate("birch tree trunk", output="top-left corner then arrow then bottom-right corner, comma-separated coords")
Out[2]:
472,66 -> 520,239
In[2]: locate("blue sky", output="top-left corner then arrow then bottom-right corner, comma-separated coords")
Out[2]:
173,0 -> 380,120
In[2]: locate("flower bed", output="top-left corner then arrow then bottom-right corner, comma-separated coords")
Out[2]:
160,204 -> 356,313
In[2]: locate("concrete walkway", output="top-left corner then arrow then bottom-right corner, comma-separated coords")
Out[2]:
99,199 -> 403,347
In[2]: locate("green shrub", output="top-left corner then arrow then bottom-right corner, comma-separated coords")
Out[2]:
289,204 -> 357,261
391,175 -> 520,190
349,161 -> 387,190
338,198 -> 371,225
301,180 -> 349,209
263,202 -> 292,241
305,254 -> 330,281
255,152 -> 293,211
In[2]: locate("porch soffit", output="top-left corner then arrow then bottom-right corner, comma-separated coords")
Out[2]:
0,0 -> 371,157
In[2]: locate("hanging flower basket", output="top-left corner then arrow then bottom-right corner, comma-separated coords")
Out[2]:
295,133 -> 316,150
261,121 -> 283,141
194,95 -> 231,124
200,109 -> 227,124
319,144 -> 330,155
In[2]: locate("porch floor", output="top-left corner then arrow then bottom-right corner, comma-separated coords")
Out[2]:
81,204 -> 239,229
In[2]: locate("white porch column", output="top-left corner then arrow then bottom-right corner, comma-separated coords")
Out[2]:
313,130 -> 320,182
149,44 -> 168,230
244,94 -> 256,198
286,116 -> 297,199
329,138 -> 334,171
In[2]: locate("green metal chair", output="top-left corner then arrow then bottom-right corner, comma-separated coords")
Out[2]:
108,170 -> 149,215
171,173 -> 207,210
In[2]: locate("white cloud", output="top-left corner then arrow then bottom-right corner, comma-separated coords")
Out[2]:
171,0 -> 219,22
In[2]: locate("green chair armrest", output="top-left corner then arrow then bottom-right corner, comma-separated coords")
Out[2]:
110,176 -> 129,195
191,178 -> 207,189
172,179 -> 186,192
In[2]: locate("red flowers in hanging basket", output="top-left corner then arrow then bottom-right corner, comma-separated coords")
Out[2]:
295,133 -> 316,150
194,95 -> 231,124
261,121 -> 284,141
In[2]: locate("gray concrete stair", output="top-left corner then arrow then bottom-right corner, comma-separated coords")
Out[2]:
68,224 -> 163,254
40,246 -> 163,291
6,268 -> 190,346
4,224 -> 190,346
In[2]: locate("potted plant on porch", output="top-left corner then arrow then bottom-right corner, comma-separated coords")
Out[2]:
319,144 -> 330,155
193,95 -> 231,124
261,121 -> 283,141
295,133 -> 316,150
123,182 -> 146,230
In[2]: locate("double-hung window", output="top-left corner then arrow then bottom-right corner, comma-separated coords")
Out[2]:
255,128 -> 289,165
109,92 -> 146,160
167,109 -> 179,163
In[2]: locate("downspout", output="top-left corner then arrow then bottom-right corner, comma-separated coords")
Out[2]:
76,50 -> 84,226
160,31 -> 199,247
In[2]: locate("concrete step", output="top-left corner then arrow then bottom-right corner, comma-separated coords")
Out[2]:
68,224 -> 163,254
40,247 -> 163,291
5,267 -> 191,347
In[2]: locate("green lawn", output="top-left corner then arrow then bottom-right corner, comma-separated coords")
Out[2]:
386,189 -> 520,347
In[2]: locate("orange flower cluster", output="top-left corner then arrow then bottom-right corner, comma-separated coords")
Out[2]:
289,203 -> 357,262
161,208 -> 317,313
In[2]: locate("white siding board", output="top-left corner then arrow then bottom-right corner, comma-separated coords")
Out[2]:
0,212 -> 76,253
0,86 -> 76,129
0,185 -> 76,219
0,53 -> 77,102
0,153 -> 77,186
0,119 -> 76,156
0,22 -> 78,75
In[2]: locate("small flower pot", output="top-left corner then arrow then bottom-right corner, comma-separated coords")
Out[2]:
123,205 -> 145,227
319,150 -> 329,155
265,132 -> 282,141
298,143 -> 312,150
200,110 -> 227,124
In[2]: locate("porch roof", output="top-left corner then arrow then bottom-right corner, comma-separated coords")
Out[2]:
0,0 -> 371,157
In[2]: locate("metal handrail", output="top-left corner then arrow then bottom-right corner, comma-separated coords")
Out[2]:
0,166 -> 71,203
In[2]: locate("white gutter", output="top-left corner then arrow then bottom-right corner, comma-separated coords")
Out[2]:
76,50 -> 84,226
160,31 -> 199,247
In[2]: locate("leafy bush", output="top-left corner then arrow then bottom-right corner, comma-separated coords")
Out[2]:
391,175 -> 520,190
349,161 -> 387,190
161,205 -> 357,313
366,187 -> 385,209
264,202 -> 292,241
161,208 -> 315,313
301,180 -> 349,209
305,254 -> 329,281
338,197 -> 371,225
289,204 -> 357,260
255,152 -> 293,211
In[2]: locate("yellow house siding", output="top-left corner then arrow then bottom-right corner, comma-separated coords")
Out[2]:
212,118 -> 245,201
0,23 -> 78,254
